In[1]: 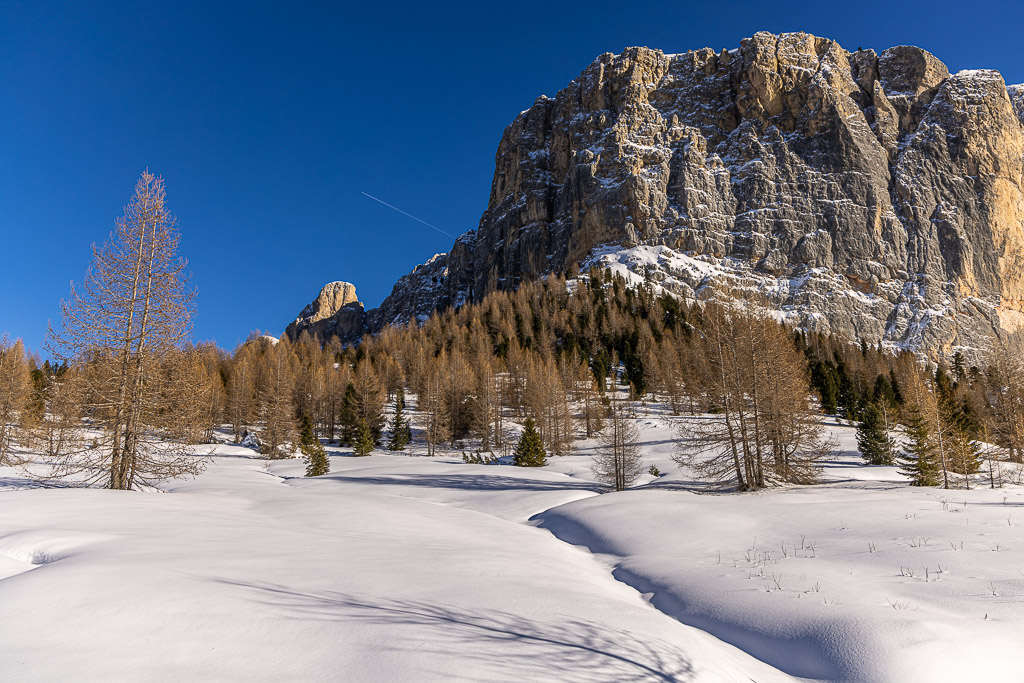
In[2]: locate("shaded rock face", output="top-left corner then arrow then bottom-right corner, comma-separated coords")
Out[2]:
285,281 -> 365,342
327,32 -> 1024,354
366,233 -> 476,330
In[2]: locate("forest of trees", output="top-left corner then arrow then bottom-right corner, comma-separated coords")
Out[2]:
4,188 -> 1024,491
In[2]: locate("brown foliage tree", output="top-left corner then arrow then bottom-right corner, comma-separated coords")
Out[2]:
47,171 -> 202,488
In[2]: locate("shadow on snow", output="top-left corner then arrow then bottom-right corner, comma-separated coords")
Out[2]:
209,577 -> 696,682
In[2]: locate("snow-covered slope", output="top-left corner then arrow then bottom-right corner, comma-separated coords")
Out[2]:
0,447 -> 787,682
581,242 -> 968,356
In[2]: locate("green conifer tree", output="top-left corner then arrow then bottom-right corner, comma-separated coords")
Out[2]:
899,406 -> 941,486
298,413 -> 329,476
339,383 -> 359,446
810,361 -> 839,414
353,418 -> 374,457
857,401 -> 896,465
513,417 -> 547,467
386,388 -> 411,451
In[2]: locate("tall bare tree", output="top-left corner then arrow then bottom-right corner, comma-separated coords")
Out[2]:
593,397 -> 642,491
353,358 -> 385,443
983,339 -> 1024,463
48,171 -> 201,488
421,353 -> 451,457
0,337 -> 31,464
226,341 -> 258,440
256,336 -> 297,458
675,295 -> 831,490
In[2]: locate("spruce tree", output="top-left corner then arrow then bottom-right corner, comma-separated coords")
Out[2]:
857,401 -> 896,465
899,406 -> 941,486
298,413 -> 329,476
386,388 -> 411,451
339,382 -> 359,446
513,417 -> 547,467
810,361 -> 839,414
353,418 -> 374,457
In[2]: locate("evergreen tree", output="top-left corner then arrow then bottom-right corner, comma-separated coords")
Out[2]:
386,388 -> 411,451
953,352 -> 967,383
513,417 -> 547,467
857,401 -> 896,465
835,357 -> 861,421
339,382 -> 359,445
353,418 -> 374,457
889,368 -> 903,405
872,374 -> 897,408
298,413 -> 329,476
899,406 -> 941,486
810,360 -> 839,414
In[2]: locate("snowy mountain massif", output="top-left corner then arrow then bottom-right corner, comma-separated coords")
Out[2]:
291,32 -> 1024,357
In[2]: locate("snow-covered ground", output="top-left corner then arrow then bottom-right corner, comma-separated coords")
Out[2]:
3,412 -> 1024,681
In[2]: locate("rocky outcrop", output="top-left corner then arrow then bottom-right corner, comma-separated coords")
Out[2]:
354,32 -> 1024,355
285,281 -> 364,342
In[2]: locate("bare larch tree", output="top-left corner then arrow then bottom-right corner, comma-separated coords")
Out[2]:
593,397 -> 642,491
48,171 -> 201,489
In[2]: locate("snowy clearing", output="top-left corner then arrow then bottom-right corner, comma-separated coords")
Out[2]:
2,417 -> 1024,681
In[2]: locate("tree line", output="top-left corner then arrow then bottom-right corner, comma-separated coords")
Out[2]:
4,173 -> 1024,491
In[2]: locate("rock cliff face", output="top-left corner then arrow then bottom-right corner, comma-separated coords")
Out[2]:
295,32 -> 1024,354
285,281 -> 364,342
366,233 -> 476,330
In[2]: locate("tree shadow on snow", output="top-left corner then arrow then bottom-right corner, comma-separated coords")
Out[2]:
209,577 -> 695,682
332,473 -> 603,493
0,474 -> 87,491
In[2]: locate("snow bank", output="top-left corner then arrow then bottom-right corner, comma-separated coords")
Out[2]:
535,423 -> 1024,682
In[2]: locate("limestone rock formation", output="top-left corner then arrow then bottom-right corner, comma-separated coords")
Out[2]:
298,32 -> 1024,355
1009,84 -> 1024,126
285,281 -> 364,342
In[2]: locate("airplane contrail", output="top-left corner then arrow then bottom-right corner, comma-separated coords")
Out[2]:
361,191 -> 457,239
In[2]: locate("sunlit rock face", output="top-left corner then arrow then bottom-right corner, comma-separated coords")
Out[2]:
285,281 -> 364,342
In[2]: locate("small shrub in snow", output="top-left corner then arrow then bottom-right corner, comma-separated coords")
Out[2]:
239,431 -> 262,452
462,451 -> 499,465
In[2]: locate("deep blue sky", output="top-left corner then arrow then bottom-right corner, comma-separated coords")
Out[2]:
2,0 -> 1023,352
